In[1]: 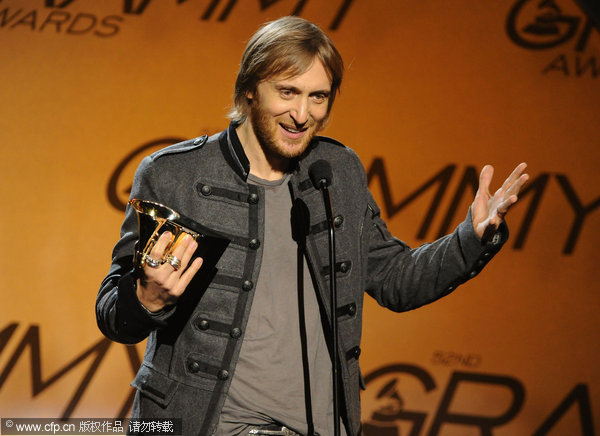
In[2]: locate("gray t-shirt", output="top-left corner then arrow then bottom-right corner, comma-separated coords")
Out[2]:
215,173 -> 343,435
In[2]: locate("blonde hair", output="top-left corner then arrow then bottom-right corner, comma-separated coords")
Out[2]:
229,16 -> 344,123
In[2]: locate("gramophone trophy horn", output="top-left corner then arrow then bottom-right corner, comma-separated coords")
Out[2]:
129,199 -> 201,269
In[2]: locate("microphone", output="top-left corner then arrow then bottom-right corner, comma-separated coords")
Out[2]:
309,160 -> 333,189
308,159 -> 340,436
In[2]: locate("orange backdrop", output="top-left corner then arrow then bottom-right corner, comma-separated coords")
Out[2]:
1,0 -> 598,434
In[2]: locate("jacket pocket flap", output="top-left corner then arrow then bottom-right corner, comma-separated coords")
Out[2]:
131,363 -> 179,408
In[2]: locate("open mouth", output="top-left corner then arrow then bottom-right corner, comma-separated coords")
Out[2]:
280,123 -> 308,134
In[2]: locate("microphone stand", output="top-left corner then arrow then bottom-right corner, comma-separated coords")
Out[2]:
318,180 -> 340,436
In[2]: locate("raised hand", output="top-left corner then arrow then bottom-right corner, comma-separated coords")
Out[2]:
136,231 -> 203,312
471,162 -> 529,239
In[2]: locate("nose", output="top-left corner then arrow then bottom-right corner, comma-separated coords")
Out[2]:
289,98 -> 309,126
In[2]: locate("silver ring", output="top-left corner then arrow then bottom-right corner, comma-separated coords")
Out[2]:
143,254 -> 161,268
165,254 -> 182,270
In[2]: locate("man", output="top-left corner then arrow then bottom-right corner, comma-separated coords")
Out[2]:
97,16 -> 528,436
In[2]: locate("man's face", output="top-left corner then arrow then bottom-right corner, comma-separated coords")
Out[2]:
247,58 -> 332,160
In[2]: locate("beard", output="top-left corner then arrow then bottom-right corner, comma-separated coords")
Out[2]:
249,99 -> 326,162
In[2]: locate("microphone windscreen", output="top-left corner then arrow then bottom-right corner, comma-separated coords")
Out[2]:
308,160 -> 333,189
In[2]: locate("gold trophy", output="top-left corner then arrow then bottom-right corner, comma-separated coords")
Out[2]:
129,199 -> 204,270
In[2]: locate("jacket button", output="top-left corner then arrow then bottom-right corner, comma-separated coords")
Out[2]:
469,270 -> 478,278
201,185 -> 212,196
197,319 -> 209,330
340,262 -> 350,273
348,303 -> 357,316
218,370 -> 229,380
242,280 -> 254,292
193,136 -> 205,145
334,215 -> 344,228
187,360 -> 201,373
249,239 -> 260,249
230,328 -> 242,339
248,193 -> 259,204
353,347 -> 361,358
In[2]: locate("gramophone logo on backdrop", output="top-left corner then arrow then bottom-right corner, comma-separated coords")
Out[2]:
360,362 -> 595,435
506,0 -> 599,77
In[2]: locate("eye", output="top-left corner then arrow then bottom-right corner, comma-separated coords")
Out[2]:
312,93 -> 329,104
280,88 -> 294,98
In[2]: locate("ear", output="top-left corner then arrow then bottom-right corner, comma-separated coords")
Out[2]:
245,90 -> 253,100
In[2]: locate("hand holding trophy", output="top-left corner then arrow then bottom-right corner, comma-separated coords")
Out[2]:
129,199 -> 231,313
137,230 -> 203,313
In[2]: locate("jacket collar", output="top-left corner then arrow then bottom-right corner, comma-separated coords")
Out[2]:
219,121 -> 251,181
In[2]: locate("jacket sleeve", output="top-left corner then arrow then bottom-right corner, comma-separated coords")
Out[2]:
363,188 -> 508,313
96,156 -> 176,344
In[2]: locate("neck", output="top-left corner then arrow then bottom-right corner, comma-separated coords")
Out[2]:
236,120 -> 290,181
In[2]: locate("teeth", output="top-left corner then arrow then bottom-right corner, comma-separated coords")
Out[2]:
282,125 -> 300,133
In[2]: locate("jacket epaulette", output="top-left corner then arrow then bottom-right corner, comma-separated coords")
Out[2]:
150,135 -> 208,160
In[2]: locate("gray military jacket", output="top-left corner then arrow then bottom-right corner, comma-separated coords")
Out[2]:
96,123 -> 506,435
